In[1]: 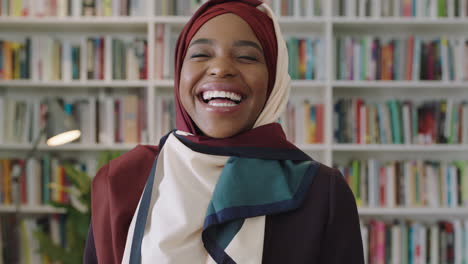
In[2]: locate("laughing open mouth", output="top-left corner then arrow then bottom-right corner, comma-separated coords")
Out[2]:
200,91 -> 244,107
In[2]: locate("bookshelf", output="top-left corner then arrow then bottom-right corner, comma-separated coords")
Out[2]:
0,205 -> 65,214
1,0 -> 468,262
0,0 -> 466,209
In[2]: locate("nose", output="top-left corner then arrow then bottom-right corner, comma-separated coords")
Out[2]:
207,57 -> 237,78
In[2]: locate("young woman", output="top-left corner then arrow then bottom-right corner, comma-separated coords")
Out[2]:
84,0 -> 364,263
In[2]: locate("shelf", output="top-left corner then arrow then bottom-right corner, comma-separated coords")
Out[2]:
297,144 -> 327,151
358,207 -> 468,218
332,17 -> 468,32
0,205 -> 66,214
153,79 -> 175,87
154,80 -> 468,90
154,16 -> 190,25
0,143 -> 138,151
152,79 -> 327,90
333,144 -> 468,152
332,80 -> 468,89
2,16 -> 467,31
333,17 -> 468,25
153,16 -> 326,26
291,80 -> 327,88
0,16 -> 148,32
0,80 -> 149,88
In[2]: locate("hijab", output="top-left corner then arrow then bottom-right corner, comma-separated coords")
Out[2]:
95,1 -> 319,263
174,0 -> 293,148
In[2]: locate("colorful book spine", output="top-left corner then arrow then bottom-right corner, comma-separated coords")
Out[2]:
335,159 -> 468,208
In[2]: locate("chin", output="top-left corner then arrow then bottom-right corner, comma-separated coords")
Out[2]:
203,130 -> 239,139
200,125 -> 245,139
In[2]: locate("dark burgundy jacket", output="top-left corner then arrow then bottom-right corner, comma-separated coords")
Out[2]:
84,145 -> 364,264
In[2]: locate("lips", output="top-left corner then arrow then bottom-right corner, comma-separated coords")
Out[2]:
196,82 -> 247,108
202,90 -> 242,104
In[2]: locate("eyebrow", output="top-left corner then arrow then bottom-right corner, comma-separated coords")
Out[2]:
233,40 -> 263,52
188,38 -> 214,48
188,38 -> 263,52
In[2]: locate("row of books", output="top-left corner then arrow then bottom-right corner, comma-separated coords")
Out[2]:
154,24 -> 177,80
262,0 -> 324,17
155,0 -> 206,16
336,35 -> 468,82
111,37 -> 148,80
154,95 -> 326,145
286,36 -> 326,81
334,159 -> 468,208
0,157 -> 96,206
154,0 -> 324,17
0,35 -> 148,81
0,216 -> 67,264
154,25 -> 327,81
0,93 -> 148,145
334,98 -> 468,145
336,0 -> 468,18
361,219 -> 468,264
0,38 -> 30,80
280,99 -> 324,144
154,95 -> 175,140
0,0 -> 146,17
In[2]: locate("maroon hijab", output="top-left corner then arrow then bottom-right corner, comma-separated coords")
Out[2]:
91,2 -> 298,263
173,0 -> 296,149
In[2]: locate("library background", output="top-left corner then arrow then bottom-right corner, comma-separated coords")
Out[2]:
1,0 -> 468,263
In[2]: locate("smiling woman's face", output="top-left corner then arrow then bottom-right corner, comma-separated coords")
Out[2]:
179,13 -> 269,138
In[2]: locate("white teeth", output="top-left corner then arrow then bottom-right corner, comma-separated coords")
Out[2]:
202,91 -> 242,102
208,101 -> 237,107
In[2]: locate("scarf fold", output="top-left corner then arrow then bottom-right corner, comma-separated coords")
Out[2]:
174,0 -> 290,135
124,1 -> 306,263
126,129 -> 319,263
200,153 -> 318,263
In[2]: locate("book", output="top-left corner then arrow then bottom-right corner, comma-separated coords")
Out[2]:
360,220 -> 468,263
335,158 -> 468,208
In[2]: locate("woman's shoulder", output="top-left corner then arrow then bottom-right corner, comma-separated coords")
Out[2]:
300,161 -> 354,216
310,161 -> 350,198
93,144 -> 159,184
313,162 -> 341,179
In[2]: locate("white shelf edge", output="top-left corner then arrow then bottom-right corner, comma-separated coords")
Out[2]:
153,16 -> 190,24
297,144 -> 327,151
153,79 -> 175,87
332,80 -> 468,88
0,16 -> 149,24
0,205 -> 66,214
154,16 -> 328,25
0,80 -> 149,88
0,143 -> 139,151
1,143 -> 324,152
1,15 -> 467,27
332,17 -> 468,25
291,80 -> 327,88
358,207 -> 468,217
333,144 -> 468,151
152,79 -> 327,89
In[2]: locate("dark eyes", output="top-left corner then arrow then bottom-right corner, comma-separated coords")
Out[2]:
191,53 -> 209,58
238,56 -> 258,62
189,53 -> 259,62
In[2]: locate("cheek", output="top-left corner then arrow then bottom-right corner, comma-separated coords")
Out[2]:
179,63 -> 202,108
247,67 -> 269,103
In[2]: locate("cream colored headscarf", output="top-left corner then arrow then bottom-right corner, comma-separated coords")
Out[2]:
254,4 -> 291,127
121,2 -> 292,263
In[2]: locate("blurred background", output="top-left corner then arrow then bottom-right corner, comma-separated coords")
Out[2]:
0,0 -> 467,263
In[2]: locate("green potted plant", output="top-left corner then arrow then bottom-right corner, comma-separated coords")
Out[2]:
34,151 -> 123,263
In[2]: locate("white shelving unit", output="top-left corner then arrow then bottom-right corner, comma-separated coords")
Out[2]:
358,207 -> 468,218
0,205 -> 65,215
1,1 -> 468,219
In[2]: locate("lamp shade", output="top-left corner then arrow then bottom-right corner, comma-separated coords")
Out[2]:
45,98 -> 81,146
